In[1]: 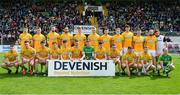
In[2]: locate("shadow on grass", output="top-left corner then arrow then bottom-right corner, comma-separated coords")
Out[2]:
149,75 -> 170,80
0,73 -> 23,78
0,72 -> 49,79
0,71 -> 171,80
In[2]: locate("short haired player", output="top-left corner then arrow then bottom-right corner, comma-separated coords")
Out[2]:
138,47 -> 156,76
21,41 -> 36,75
94,42 -> 108,60
1,45 -> 19,74
108,44 -> 121,74
121,46 -> 137,77
35,41 -> 51,76
69,40 -> 84,61
157,48 -> 175,77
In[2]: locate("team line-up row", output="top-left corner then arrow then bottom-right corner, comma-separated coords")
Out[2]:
1,25 -> 175,77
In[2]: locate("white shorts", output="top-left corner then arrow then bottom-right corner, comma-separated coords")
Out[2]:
144,64 -> 150,69
123,48 -> 128,55
22,58 -> 34,65
120,50 -> 123,56
148,50 -> 156,57
157,64 -> 175,69
134,52 -> 142,56
156,50 -> 163,57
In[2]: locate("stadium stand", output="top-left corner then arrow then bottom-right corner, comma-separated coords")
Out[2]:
0,0 -> 179,45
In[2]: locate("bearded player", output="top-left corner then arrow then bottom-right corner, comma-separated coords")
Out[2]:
47,26 -> 60,49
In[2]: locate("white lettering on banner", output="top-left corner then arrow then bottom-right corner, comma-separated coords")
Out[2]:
48,60 -> 115,76
0,45 -> 21,53
73,25 -> 94,34
84,6 -> 103,12
2,45 -> 10,52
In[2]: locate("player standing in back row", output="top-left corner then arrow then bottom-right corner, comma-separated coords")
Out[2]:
88,27 -> 100,49
59,27 -> 73,48
99,28 -> 112,51
47,26 -> 60,49
19,28 -> 32,49
73,27 -> 86,49
144,29 -> 157,65
122,25 -> 134,54
32,27 -> 46,52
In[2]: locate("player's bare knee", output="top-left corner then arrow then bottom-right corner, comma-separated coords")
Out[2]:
170,65 -> 175,70
35,59 -> 39,63
151,65 -> 156,70
121,63 -> 126,69
156,65 -> 161,70
133,64 -> 137,68
138,64 -> 142,69
1,63 -> 6,68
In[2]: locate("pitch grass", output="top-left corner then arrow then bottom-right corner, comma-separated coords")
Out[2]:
0,54 -> 180,94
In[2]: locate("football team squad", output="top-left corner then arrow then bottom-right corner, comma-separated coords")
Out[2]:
1,25 -> 175,77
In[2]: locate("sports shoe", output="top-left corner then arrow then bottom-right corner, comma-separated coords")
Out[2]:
23,69 -> 27,75
165,70 -> 170,77
15,70 -> 18,74
166,72 -> 169,77
30,70 -> 33,75
157,70 -> 160,76
8,69 -> 12,74
120,71 -> 125,76
34,73 -> 38,77
43,73 -> 47,76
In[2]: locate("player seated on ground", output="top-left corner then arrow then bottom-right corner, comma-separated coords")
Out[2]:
60,40 -> 71,60
108,44 -> 121,74
121,46 -> 137,77
21,41 -> 36,75
157,48 -> 175,77
94,41 -> 108,60
1,45 -> 19,74
82,40 -> 95,60
50,42 -> 61,60
35,41 -> 51,76
69,40 -> 83,61
138,47 -> 156,76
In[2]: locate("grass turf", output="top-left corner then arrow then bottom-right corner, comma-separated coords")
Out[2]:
0,54 -> 180,94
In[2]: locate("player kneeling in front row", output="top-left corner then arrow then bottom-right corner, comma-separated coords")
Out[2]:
50,42 -> 61,60
35,41 -> 51,76
94,42 -> 108,60
1,45 -> 19,74
121,46 -> 137,77
21,41 -> 36,75
138,47 -> 156,76
70,40 -> 84,61
108,44 -> 121,75
82,40 -> 95,60
157,48 -> 175,77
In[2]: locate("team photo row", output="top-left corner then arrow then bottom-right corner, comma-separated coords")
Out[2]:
1,25 -> 175,77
